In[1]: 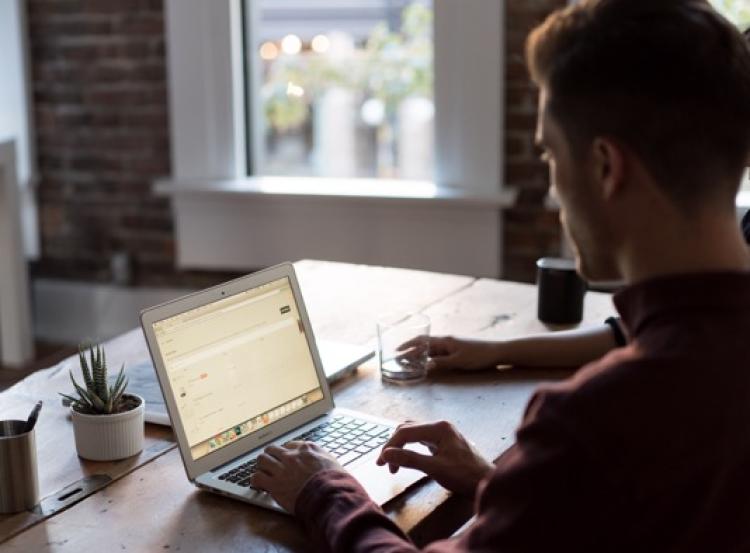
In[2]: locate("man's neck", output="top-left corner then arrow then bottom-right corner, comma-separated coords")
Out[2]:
619,212 -> 750,284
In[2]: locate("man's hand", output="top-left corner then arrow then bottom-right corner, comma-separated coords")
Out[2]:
376,420 -> 493,496
250,441 -> 342,512
399,336 -> 502,372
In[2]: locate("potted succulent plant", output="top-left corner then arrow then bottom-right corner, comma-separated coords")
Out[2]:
60,344 -> 144,461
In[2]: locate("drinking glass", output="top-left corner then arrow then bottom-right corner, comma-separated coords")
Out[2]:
377,312 -> 430,384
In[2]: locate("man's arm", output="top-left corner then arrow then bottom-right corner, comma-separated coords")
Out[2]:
295,469 -> 418,553
254,406 -> 607,552
251,422 -> 494,512
424,322 -> 621,372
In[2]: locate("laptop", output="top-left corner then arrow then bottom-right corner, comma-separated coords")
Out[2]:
115,341 -> 373,426
140,262 -> 426,512
317,340 -> 373,383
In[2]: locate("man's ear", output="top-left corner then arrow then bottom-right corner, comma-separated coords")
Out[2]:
591,137 -> 625,201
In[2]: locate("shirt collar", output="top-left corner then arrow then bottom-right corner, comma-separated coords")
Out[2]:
614,271 -> 750,338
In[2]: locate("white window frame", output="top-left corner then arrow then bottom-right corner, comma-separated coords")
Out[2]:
0,0 -> 39,261
164,0 -> 247,179
738,173 -> 750,221
161,0 -> 515,277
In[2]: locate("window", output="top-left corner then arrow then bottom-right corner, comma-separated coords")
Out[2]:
709,0 -> 750,29
162,0 -> 509,276
707,1 -> 750,193
165,0 -> 502,196
245,1 -> 434,181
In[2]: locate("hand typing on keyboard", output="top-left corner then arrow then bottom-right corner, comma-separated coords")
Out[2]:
250,416 -> 394,512
376,420 -> 494,496
250,440 -> 341,512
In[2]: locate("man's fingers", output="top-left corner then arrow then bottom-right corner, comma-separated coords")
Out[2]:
377,421 -> 452,463
396,335 -> 429,352
427,337 -> 456,356
399,335 -> 453,355
426,354 -> 459,372
380,447 -> 437,475
265,444 -> 295,460
256,452 -> 284,475
282,440 -> 311,450
250,470 -> 271,491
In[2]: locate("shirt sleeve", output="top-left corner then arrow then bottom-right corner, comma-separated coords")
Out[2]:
295,468 -> 419,553
295,393 -> 610,553
455,398 -> 609,552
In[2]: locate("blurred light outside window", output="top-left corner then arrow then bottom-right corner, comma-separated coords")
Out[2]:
708,0 -> 750,192
246,0 -> 434,181
709,0 -> 750,27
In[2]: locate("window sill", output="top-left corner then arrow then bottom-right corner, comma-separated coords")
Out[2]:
154,176 -> 517,209
155,176 -> 514,277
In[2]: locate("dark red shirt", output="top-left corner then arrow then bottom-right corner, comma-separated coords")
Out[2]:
295,272 -> 750,552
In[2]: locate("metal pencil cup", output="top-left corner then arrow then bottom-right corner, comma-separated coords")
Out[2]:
0,420 -> 40,513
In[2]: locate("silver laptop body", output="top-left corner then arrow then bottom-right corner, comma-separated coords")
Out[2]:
140,262 -> 424,512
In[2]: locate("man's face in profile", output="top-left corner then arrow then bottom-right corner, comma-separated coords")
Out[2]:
536,89 -> 620,282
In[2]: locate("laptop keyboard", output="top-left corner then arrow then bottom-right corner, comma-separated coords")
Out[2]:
219,457 -> 258,488
217,415 -> 391,490
292,415 -> 392,465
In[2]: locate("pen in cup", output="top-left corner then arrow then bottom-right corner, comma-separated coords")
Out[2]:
25,401 -> 43,433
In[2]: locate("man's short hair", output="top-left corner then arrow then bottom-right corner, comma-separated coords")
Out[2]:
526,0 -> 750,210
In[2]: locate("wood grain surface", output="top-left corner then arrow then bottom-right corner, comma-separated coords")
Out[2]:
0,329 -> 175,543
295,259 -> 474,345
0,262 -> 616,552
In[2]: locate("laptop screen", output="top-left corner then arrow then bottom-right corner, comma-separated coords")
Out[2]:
151,276 -> 324,460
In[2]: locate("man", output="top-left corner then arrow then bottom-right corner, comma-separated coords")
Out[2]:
251,1 -> 750,550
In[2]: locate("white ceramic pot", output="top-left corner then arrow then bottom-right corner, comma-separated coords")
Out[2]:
70,394 -> 145,461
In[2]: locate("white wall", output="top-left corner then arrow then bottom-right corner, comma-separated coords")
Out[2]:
0,0 -> 39,259
170,191 -> 505,277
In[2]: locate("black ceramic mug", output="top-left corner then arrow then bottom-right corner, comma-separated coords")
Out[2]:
536,257 -> 587,325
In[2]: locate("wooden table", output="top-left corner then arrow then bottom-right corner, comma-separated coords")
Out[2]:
0,260 -> 616,552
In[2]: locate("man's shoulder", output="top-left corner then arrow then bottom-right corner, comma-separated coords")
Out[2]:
523,341 -> 748,455
527,346 -> 645,416
521,346 -> 677,448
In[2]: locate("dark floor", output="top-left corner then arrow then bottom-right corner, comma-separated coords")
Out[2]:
0,342 -> 77,392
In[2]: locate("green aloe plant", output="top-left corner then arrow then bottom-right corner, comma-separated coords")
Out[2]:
60,344 -> 129,415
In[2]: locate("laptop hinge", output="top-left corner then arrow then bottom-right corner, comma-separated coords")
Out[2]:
208,413 -> 333,473
211,454 -> 246,473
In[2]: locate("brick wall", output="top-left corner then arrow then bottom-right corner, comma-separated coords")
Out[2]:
27,0 -> 238,288
503,0 -> 567,282
27,0 -> 564,286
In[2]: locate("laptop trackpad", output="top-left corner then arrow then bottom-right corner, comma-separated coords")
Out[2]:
349,444 -> 430,506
